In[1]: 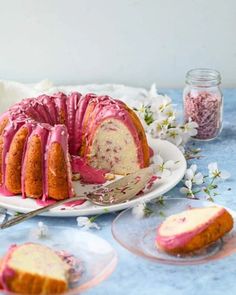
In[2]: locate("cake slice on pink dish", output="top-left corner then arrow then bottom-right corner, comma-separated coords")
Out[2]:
156,206 -> 233,254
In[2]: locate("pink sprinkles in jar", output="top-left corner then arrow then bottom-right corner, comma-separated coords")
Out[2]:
183,68 -> 223,140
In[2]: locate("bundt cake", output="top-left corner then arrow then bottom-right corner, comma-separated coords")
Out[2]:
0,92 -> 150,201
0,243 -> 69,294
156,206 -> 234,254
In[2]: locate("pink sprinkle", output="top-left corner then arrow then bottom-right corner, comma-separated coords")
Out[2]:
184,91 -> 222,140
114,156 -> 119,163
146,175 -> 159,190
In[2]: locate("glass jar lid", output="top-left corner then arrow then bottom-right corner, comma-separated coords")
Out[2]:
186,68 -> 221,87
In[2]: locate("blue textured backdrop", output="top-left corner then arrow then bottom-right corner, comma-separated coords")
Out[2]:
2,89 -> 235,295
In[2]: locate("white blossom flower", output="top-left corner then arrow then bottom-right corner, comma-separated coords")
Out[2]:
147,118 -> 170,138
76,216 -> 100,230
153,154 -> 175,178
151,96 -> 173,115
132,202 -> 146,219
30,221 -> 49,239
183,120 -> 198,137
37,221 -> 49,237
133,84 -> 198,153
180,120 -> 198,144
164,128 -> 183,146
208,162 -> 231,180
185,164 -> 204,185
180,180 -> 195,198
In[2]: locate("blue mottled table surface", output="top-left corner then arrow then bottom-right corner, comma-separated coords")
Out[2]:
5,89 -> 236,295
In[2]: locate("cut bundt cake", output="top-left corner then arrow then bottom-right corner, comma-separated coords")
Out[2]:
156,206 -> 234,254
0,92 -> 150,201
80,95 -> 149,174
0,243 -> 69,294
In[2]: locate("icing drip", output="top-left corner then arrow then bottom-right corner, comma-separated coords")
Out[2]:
37,95 -> 58,125
53,92 -> 68,125
45,125 -> 74,200
67,92 -> 82,154
149,146 -> 154,158
36,198 -> 56,206
21,124 -> 50,199
73,93 -> 96,154
0,120 -> 25,195
71,155 -> 107,184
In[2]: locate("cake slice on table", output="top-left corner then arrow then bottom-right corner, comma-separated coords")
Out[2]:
156,206 -> 234,254
0,243 -> 69,294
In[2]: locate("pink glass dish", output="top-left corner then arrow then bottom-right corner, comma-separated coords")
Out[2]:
0,226 -> 117,294
112,198 -> 236,265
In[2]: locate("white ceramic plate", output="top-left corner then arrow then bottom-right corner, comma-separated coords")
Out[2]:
0,137 -> 186,216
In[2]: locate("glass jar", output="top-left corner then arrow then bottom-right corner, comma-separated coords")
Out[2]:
183,68 -> 223,140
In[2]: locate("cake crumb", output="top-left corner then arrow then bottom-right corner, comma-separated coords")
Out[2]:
105,173 -> 115,181
72,174 -> 81,181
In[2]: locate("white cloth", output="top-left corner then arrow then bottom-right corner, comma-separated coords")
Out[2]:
0,79 -> 149,112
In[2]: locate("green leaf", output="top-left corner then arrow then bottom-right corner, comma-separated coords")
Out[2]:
156,196 -> 165,206
159,211 -> 165,217
144,205 -> 154,217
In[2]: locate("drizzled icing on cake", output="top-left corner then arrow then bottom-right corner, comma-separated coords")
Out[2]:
71,155 -> 107,184
0,91 -> 150,202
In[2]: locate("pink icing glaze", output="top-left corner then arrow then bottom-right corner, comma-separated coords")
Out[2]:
156,207 -> 226,251
44,125 -> 74,200
37,95 -> 58,125
0,120 -> 25,195
67,92 -> 82,154
82,95 -> 145,168
31,97 -> 53,123
9,98 -> 39,122
53,92 -> 68,125
72,93 -> 96,154
0,244 -> 17,291
0,91 -> 149,204
36,198 -> 56,206
21,124 -> 50,198
63,199 -> 85,207
14,122 -> 36,198
149,146 -> 154,158
71,155 -> 107,184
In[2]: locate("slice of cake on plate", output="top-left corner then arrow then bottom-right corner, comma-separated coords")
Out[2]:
0,243 -> 69,294
156,206 -> 234,254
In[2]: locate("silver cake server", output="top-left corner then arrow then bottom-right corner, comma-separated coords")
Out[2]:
0,165 -> 157,229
